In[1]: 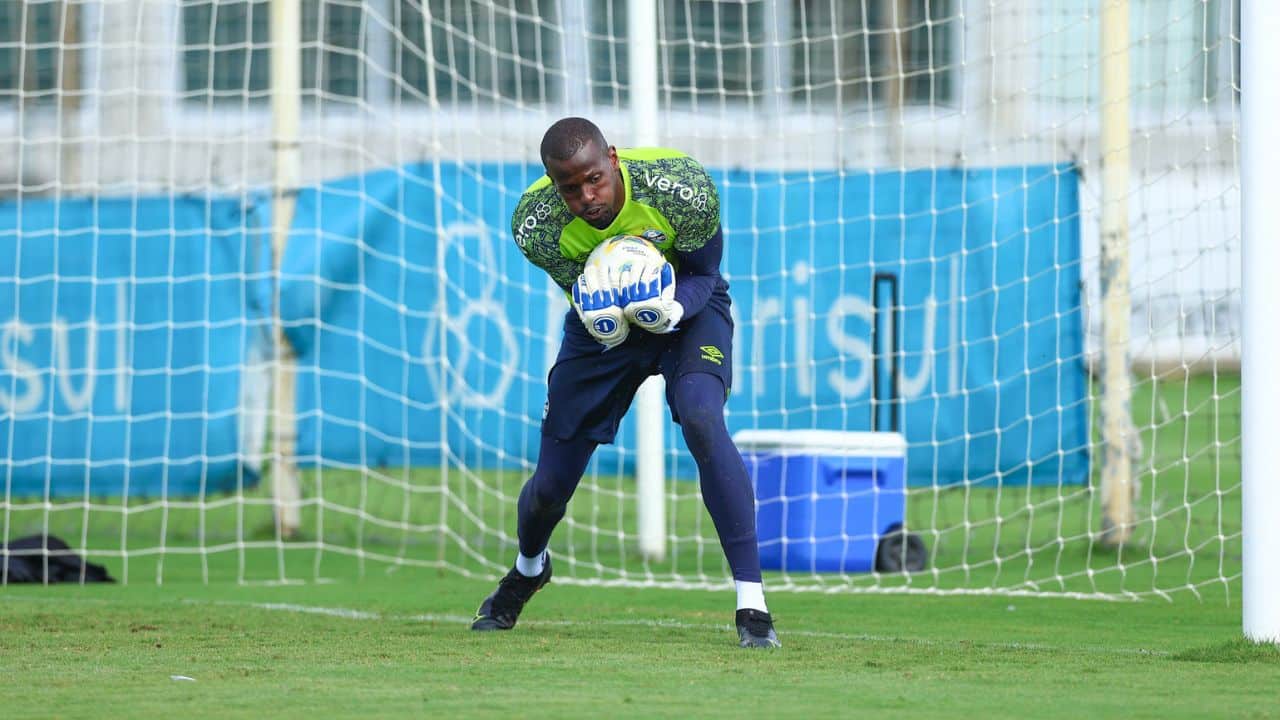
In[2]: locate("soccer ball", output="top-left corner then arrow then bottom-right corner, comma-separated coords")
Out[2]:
591,234 -> 664,278
575,235 -> 671,343
586,234 -> 677,333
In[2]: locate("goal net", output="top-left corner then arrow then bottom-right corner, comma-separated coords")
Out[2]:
0,0 -> 1240,599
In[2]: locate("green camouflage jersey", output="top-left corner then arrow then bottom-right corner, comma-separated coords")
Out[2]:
510,147 -> 721,290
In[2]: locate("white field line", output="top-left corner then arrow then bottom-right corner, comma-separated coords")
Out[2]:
217,600 -> 1173,658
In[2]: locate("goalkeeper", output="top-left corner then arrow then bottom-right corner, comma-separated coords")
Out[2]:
470,117 -> 778,648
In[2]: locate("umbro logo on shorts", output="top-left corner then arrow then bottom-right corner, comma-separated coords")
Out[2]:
700,345 -> 724,365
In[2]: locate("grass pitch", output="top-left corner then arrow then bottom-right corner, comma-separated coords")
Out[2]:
2,564 -> 1277,719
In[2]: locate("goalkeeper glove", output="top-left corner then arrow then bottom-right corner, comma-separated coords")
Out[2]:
618,258 -> 683,334
571,263 -> 630,350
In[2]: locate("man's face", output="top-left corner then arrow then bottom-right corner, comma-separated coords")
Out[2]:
544,141 -> 624,229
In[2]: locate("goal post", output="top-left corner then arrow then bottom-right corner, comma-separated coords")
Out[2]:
270,0 -> 303,539
1097,0 -> 1135,548
1241,0 -> 1280,645
628,0 -> 668,564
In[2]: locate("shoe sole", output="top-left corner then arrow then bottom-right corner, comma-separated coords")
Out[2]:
737,629 -> 782,649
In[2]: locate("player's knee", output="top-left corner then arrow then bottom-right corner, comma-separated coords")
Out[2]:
676,400 -> 725,447
673,375 -> 727,445
524,473 -> 570,515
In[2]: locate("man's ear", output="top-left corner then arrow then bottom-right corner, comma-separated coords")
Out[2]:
608,145 -> 619,169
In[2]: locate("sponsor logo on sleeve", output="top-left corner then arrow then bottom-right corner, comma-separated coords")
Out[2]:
643,170 -> 708,211
515,201 -> 553,247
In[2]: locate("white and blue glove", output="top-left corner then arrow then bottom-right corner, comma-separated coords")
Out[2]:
572,261 -> 629,350
618,256 -> 683,334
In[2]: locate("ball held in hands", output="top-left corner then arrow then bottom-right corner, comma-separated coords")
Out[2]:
603,236 -> 681,333
574,235 -> 682,346
621,261 -> 682,333
572,245 -> 630,349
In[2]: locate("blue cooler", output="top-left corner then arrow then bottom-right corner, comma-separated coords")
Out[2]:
734,430 -> 907,573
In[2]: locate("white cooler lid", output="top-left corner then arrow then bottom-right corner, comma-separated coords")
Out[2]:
732,429 -> 906,458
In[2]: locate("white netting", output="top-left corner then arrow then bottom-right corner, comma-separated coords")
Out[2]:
0,0 -> 1239,599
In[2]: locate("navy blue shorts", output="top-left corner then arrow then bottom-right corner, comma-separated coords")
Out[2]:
542,289 -> 734,443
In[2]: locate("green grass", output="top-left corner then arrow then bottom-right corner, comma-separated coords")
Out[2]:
2,564 -> 1276,719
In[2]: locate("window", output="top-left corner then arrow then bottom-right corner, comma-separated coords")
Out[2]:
792,0 -> 957,107
0,0 -> 77,105
1038,0 -> 1237,108
587,0 -> 626,106
181,0 -> 269,102
591,0 -> 954,108
396,0 -> 562,106
660,0 -> 764,104
590,0 -> 764,107
181,0 -> 364,105
303,0 -> 363,103
178,0 -> 962,111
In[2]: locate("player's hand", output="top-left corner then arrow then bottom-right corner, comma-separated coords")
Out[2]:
618,257 -> 683,334
572,263 -> 629,350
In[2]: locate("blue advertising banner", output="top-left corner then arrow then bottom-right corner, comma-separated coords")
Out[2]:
283,162 -> 1088,487
0,195 -> 270,498
1,163 -> 1086,498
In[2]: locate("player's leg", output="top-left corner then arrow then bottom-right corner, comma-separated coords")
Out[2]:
472,310 -> 661,631
667,372 -> 778,648
668,372 -> 761,586
661,291 -> 780,648
514,432 -> 598,574
471,431 -> 596,631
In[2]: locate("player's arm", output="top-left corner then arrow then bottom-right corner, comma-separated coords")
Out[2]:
665,157 -> 724,323
511,190 -> 580,291
669,225 -> 724,323
617,157 -> 722,333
